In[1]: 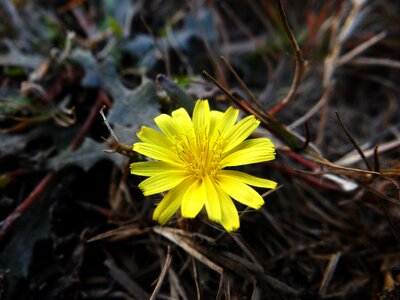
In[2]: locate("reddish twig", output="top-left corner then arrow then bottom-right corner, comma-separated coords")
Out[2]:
280,150 -> 320,171
273,163 -> 342,192
0,172 -> 55,240
0,90 -> 112,241
70,91 -> 112,150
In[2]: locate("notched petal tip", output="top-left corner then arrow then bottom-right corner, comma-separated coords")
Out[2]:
224,225 -> 239,232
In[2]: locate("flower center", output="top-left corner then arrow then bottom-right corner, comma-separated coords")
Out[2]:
175,129 -> 222,178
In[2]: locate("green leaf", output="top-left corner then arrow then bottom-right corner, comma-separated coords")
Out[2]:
107,17 -> 123,38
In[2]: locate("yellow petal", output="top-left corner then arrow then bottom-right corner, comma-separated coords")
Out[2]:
130,161 -> 183,176
153,179 -> 193,224
215,186 -> 240,231
222,115 -> 260,152
216,174 -> 265,209
137,126 -> 173,149
204,175 -> 222,222
221,138 -> 275,167
154,113 -> 179,140
172,107 -> 193,130
218,170 -> 277,189
193,100 -> 210,135
138,170 -> 191,196
216,106 -> 239,136
181,178 -> 205,218
208,106 -> 239,146
209,110 -> 224,135
133,142 -> 181,164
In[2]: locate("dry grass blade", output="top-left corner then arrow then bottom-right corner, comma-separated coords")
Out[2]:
153,226 -> 224,274
104,258 -> 150,299
215,273 -> 225,300
192,259 -> 202,300
336,31 -> 387,66
349,57 -> 400,69
319,252 -> 342,296
335,112 -> 373,171
168,268 -> 189,300
150,246 -> 172,300
362,181 -> 400,207
313,157 -> 379,176
86,225 -> 151,242
229,234 -> 264,273
334,139 -> 400,167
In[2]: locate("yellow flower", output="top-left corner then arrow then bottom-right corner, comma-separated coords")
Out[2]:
131,99 -> 277,231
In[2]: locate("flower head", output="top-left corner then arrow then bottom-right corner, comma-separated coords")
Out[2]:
131,99 -> 277,231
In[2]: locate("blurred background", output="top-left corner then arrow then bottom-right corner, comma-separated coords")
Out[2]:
0,0 -> 399,299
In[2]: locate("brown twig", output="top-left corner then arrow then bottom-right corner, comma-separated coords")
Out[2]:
220,56 -> 265,112
268,0 -> 306,116
298,122 -> 311,152
373,145 -> 380,173
335,112 -> 373,171
202,70 -> 303,151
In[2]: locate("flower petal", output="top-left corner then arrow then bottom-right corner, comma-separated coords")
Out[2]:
218,170 -> 277,189
130,161 -> 184,176
133,142 -> 181,164
209,110 -> 224,135
193,100 -> 210,135
216,106 -> 239,136
181,178 -> 205,218
216,174 -> 265,209
138,170 -> 191,196
172,107 -> 193,130
215,186 -> 240,232
222,115 -> 260,152
154,113 -> 179,140
208,106 -> 239,146
153,179 -> 193,224
221,138 -> 275,167
137,126 -> 173,148
204,175 -> 222,222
